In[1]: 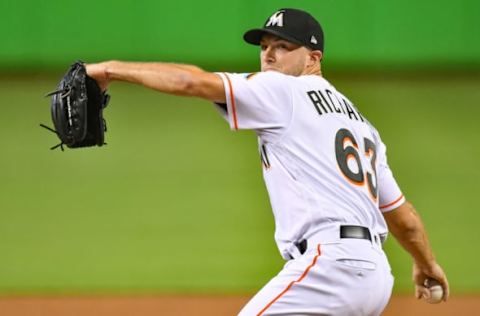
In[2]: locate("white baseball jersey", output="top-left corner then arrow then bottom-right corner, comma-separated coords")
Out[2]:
214,71 -> 405,260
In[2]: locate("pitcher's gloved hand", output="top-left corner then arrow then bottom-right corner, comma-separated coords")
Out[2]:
41,61 -> 110,150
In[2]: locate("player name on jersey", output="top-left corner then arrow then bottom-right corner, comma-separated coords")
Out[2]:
307,89 -> 365,123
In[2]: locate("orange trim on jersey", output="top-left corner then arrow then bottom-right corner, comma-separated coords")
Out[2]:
338,136 -> 363,186
380,194 -> 404,209
365,147 -> 374,157
338,158 -> 364,187
341,172 -> 364,187
257,244 -> 322,316
222,73 -> 238,130
343,136 -> 358,149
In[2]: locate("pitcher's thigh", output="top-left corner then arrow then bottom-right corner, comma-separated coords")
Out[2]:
238,254 -> 392,315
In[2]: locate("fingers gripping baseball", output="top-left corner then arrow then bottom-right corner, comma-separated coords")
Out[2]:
413,262 -> 449,303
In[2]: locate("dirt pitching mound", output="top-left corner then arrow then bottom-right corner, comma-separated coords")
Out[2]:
0,294 -> 478,315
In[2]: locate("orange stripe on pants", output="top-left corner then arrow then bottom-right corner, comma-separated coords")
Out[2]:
257,244 -> 322,316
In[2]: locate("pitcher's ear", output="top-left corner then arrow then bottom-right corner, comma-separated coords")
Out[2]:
311,50 -> 323,63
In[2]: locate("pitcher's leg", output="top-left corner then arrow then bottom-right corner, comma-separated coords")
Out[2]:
238,244 -> 336,316
238,243 -> 394,316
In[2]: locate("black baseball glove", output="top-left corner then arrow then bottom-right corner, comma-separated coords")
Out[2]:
41,61 -> 110,150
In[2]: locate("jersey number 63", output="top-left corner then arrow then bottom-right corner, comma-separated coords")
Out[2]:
335,128 -> 378,201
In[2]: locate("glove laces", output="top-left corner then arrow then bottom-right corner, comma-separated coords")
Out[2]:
40,87 -> 72,151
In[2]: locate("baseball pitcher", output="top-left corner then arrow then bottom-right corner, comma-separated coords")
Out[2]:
85,8 -> 449,315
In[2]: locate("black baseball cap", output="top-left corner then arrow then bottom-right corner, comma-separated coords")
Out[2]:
243,8 -> 324,52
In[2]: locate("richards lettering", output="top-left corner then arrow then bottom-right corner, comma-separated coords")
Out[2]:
307,89 -> 365,122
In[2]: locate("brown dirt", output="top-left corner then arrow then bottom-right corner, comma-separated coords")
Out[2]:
0,294 -> 478,316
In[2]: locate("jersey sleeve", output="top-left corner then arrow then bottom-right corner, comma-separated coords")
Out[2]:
215,71 -> 293,138
375,132 -> 406,212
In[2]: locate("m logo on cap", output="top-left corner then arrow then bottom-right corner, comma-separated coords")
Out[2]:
266,10 -> 284,27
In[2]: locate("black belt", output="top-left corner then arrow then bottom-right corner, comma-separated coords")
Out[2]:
293,225 -> 372,257
340,225 -> 372,241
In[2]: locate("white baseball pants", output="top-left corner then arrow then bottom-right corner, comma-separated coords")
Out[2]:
238,237 -> 394,316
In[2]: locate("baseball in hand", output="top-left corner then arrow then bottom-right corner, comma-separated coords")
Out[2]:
424,278 -> 444,304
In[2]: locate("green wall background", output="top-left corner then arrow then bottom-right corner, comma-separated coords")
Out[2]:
1,0 -> 479,70
1,75 -> 479,294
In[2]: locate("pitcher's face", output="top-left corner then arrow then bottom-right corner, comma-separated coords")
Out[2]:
260,34 -> 311,76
